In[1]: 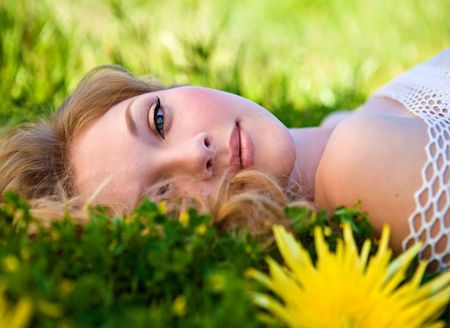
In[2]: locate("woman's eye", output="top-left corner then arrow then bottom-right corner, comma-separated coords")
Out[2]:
153,96 -> 165,139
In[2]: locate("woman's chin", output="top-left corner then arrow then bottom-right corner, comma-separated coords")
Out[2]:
256,130 -> 296,187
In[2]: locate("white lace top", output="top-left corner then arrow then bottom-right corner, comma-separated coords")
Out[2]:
373,48 -> 450,272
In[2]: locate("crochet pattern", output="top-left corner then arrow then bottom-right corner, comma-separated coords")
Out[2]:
374,48 -> 450,272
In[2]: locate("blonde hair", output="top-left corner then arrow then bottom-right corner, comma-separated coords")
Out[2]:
0,66 -> 314,234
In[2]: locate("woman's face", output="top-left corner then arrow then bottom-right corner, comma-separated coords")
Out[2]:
70,86 -> 296,209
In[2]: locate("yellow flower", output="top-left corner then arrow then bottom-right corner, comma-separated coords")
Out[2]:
195,224 -> 207,235
209,273 -> 226,292
59,279 -> 74,297
247,224 -> 450,328
158,200 -> 168,214
323,226 -> 332,237
0,286 -> 33,328
179,211 -> 189,227
172,295 -> 187,316
3,256 -> 19,273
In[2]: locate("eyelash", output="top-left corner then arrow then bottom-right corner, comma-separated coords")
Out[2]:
150,96 -> 165,139
156,183 -> 170,196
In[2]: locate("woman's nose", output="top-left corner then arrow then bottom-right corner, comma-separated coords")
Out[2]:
162,132 -> 215,179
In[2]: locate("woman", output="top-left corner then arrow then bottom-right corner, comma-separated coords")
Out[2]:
1,48 -> 449,272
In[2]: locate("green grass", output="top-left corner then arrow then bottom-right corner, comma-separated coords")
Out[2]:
0,192 -> 377,327
0,0 -> 449,326
1,0 -> 449,126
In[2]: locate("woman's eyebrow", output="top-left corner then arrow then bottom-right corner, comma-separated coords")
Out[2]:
124,98 -> 138,136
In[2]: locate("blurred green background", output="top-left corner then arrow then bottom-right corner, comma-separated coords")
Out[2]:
1,0 -> 449,126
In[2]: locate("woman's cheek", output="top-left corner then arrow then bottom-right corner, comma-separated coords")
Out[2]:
252,121 -> 295,179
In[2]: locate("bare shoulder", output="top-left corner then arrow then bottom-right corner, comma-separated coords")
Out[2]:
314,112 -> 428,250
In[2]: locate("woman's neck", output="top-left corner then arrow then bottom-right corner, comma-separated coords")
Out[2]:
288,127 -> 334,201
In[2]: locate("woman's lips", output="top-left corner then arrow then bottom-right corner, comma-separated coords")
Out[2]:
229,122 -> 254,171
239,123 -> 254,169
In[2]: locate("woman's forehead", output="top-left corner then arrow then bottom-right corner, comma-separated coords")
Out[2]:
69,98 -> 144,206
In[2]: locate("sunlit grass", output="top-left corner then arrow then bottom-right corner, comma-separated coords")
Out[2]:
1,0 -> 448,126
